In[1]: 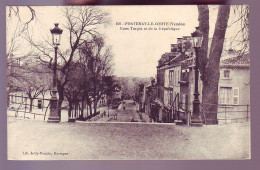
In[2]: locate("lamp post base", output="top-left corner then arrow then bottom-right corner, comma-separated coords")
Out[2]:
191,97 -> 202,126
47,97 -> 60,123
47,117 -> 60,123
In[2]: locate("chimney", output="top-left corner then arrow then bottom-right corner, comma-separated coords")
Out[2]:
177,38 -> 183,52
171,44 -> 178,52
182,36 -> 192,52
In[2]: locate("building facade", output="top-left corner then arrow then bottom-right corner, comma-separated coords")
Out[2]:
152,36 -> 250,124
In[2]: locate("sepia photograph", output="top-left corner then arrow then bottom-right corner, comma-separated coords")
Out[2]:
6,5 -> 250,160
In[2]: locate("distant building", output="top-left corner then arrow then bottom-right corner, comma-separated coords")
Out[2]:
107,84 -> 122,108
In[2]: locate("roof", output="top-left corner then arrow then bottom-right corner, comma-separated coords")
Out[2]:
144,81 -> 152,87
220,53 -> 250,68
157,52 -> 179,68
169,52 -> 189,65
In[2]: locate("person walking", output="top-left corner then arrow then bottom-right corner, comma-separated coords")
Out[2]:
114,111 -> 118,120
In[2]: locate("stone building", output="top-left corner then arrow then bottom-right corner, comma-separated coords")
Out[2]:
154,36 -> 250,124
217,53 -> 250,123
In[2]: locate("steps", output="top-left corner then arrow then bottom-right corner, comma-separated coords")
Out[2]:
174,120 -> 184,125
190,119 -> 203,127
47,117 -> 60,123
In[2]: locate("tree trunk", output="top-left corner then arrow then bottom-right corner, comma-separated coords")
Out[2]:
74,102 -> 77,118
198,5 -> 231,124
58,85 -> 65,119
29,98 -> 34,112
88,103 -> 92,116
68,101 -> 73,118
202,75 -> 219,124
94,101 -> 97,115
81,98 -> 85,118
42,93 -> 45,111
86,104 -> 89,117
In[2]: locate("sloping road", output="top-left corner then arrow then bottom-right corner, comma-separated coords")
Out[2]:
108,100 -> 150,122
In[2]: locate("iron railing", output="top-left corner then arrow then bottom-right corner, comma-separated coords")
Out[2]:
173,101 -> 250,124
8,94 -> 55,121
7,94 -> 103,121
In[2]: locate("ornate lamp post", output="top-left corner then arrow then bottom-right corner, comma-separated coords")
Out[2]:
190,27 -> 203,126
48,23 -> 63,123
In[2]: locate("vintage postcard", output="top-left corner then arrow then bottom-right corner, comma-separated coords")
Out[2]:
6,5 -> 250,160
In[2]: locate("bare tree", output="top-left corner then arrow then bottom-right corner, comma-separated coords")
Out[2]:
29,6 -> 109,112
10,61 -> 52,111
197,5 -> 231,124
79,36 -> 114,115
63,61 -> 85,118
229,5 -> 249,56
6,6 -> 36,99
7,6 -> 36,58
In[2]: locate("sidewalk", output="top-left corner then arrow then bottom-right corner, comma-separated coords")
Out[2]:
94,116 -> 113,122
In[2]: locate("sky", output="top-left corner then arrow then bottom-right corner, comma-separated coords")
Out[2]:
6,5 -> 244,78
102,6 -> 199,78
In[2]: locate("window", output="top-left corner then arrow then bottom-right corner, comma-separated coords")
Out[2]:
169,91 -> 173,105
165,71 -> 168,86
164,91 -> 167,104
169,70 -> 174,85
175,69 -> 180,86
219,87 -> 239,105
181,69 -> 189,82
219,87 -> 232,104
233,87 -> 239,105
223,69 -> 231,79
38,100 -> 42,109
165,90 -> 171,105
167,91 -> 170,105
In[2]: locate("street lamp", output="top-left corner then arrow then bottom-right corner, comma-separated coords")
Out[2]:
190,26 -> 203,126
48,23 -> 63,123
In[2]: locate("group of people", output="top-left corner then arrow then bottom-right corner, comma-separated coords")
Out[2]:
100,100 -> 141,121
101,110 -> 118,120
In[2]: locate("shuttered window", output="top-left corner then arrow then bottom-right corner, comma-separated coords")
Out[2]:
233,87 -> 239,105
219,87 -> 239,105
219,87 -> 232,104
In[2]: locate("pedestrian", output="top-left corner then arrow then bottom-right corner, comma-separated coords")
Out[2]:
114,112 -> 118,120
139,112 -> 143,120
